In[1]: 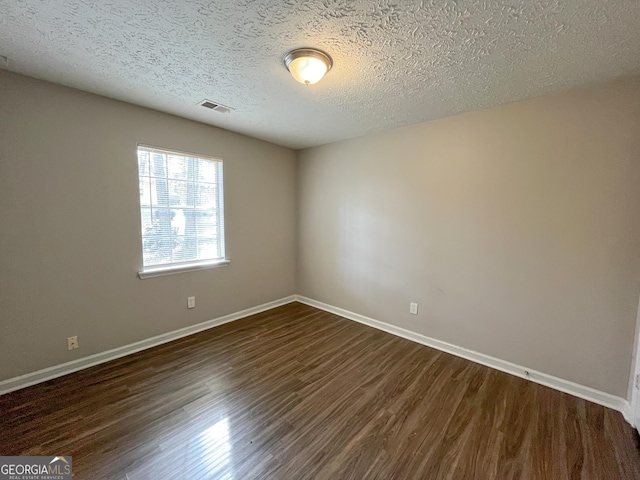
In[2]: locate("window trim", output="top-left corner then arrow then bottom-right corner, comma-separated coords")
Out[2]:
135,143 -> 228,279
137,259 -> 230,279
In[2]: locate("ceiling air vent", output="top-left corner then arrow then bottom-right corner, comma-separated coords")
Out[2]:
198,100 -> 233,114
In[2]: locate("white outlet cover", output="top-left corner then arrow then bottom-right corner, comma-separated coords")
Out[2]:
410,303 -> 418,315
187,296 -> 196,309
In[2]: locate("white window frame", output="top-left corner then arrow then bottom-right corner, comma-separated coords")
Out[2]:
136,144 -> 229,279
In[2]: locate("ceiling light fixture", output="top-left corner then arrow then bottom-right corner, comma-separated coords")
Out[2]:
284,48 -> 333,85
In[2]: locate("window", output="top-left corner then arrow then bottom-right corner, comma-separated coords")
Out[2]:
136,145 -> 227,278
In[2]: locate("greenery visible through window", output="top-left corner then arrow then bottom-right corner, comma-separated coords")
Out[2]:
137,145 -> 225,270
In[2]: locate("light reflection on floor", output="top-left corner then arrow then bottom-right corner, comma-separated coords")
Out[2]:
199,418 -> 233,479
125,416 -> 235,479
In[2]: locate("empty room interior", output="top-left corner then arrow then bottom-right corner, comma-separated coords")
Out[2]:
2,1 -> 640,478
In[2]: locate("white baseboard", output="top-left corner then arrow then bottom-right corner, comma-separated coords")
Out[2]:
622,403 -> 634,426
0,295 -> 297,396
2,293 -> 633,426
295,295 -> 632,422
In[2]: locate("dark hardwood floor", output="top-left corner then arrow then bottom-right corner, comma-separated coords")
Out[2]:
1,302 -> 639,479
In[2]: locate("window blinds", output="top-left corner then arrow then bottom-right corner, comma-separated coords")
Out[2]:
137,146 -> 225,270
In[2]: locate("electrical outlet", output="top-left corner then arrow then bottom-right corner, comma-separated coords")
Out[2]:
409,302 -> 418,315
67,336 -> 79,350
187,296 -> 196,309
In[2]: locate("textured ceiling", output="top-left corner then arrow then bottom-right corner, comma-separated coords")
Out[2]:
1,0 -> 639,149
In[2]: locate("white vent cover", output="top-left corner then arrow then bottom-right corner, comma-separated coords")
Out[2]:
198,100 -> 233,114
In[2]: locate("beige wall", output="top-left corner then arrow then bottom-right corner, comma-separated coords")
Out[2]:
0,70 -> 297,381
2,69 -> 639,399
297,78 -> 640,397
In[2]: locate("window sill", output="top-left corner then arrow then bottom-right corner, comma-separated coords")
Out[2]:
138,260 -> 230,279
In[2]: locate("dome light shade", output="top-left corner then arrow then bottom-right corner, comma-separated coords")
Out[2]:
284,48 -> 333,85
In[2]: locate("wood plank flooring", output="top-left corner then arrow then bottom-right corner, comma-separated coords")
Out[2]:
1,302 -> 639,479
